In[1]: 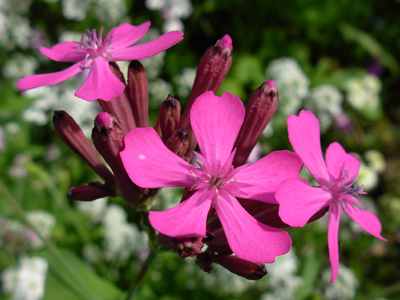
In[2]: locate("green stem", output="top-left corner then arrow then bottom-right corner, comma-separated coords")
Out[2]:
0,179 -> 102,300
125,248 -> 158,300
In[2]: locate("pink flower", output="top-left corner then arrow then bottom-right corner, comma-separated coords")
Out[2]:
275,110 -> 387,283
120,91 -> 302,263
18,22 -> 183,101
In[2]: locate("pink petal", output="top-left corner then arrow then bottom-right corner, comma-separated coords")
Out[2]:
108,22 -> 151,49
234,150 -> 302,203
17,62 -> 83,92
190,91 -> 245,169
108,31 -> 183,61
276,178 -> 333,227
74,58 -> 125,101
328,202 -> 341,283
149,188 -> 214,238
325,142 -> 360,184
287,110 -> 331,187
39,42 -> 86,62
216,191 -> 292,263
344,202 -> 387,241
120,127 -> 196,188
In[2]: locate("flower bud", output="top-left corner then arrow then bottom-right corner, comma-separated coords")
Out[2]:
180,35 -> 233,130
205,227 -> 233,255
92,112 -> 141,205
196,251 -> 214,273
233,80 -> 278,167
52,110 -> 116,188
164,129 -> 189,158
158,95 -> 181,142
67,182 -> 116,201
98,62 -> 136,132
127,60 -> 149,128
213,255 -> 268,280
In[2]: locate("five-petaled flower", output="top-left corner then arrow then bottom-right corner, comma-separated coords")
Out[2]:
121,91 -> 303,264
275,110 -> 387,283
18,22 -> 183,101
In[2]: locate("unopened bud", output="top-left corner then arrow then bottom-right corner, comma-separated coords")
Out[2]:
67,182 -> 116,201
233,80 -> 278,167
159,95 -> 181,142
52,111 -> 115,188
213,255 -> 268,280
196,251 -> 214,273
127,61 -> 149,128
205,227 -> 233,255
92,113 -> 141,205
180,35 -> 233,129
98,62 -> 136,132
164,129 -> 189,157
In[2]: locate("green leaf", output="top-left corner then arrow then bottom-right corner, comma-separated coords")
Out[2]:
37,247 -> 124,300
296,248 -> 322,300
339,23 -> 400,75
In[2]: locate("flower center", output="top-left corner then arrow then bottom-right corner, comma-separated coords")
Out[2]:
330,164 -> 365,207
78,28 -> 112,68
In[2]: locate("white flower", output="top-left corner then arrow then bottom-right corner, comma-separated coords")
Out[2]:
346,75 -> 381,110
76,197 -> 108,224
26,210 -> 56,249
1,256 -> 48,300
323,263 -> 358,300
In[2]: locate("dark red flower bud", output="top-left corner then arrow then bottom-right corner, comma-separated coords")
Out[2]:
127,60 -> 149,128
213,255 -> 268,280
196,251 -> 214,273
98,62 -> 136,133
205,227 -> 233,255
233,80 -> 278,167
180,35 -> 233,130
164,129 -> 189,158
52,110 -> 116,188
92,112 -> 141,205
158,95 -> 181,142
67,182 -> 116,201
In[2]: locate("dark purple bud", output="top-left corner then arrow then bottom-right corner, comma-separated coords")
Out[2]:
67,182 -> 116,201
52,110 -> 116,188
196,251 -> 214,273
180,35 -> 233,130
98,62 -> 136,133
205,227 -> 233,255
233,80 -> 278,167
213,255 -> 268,280
164,129 -> 189,158
127,61 -> 149,128
171,237 -> 204,259
92,113 -> 141,205
159,95 -> 181,142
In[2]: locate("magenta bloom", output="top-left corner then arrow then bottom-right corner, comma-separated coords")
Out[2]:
276,110 -> 387,283
18,22 -> 183,101
121,91 -> 303,263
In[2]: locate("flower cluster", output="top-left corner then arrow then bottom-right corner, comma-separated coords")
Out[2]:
17,20 -> 386,284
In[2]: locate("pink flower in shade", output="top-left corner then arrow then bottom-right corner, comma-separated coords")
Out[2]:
275,110 -> 387,283
121,91 -> 303,263
17,22 -> 183,102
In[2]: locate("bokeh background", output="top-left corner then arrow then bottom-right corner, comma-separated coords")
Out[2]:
1,0 -> 400,299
